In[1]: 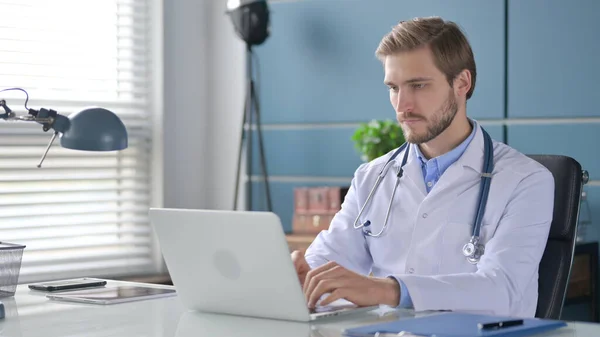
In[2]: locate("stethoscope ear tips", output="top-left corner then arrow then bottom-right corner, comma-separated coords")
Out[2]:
363,220 -> 371,227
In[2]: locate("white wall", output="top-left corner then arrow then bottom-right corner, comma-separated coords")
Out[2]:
206,0 -> 247,210
163,0 -> 245,210
163,0 -> 210,209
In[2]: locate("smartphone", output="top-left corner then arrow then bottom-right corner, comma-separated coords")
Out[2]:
28,278 -> 108,292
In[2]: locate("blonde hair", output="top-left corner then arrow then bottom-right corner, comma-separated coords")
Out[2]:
375,17 -> 476,99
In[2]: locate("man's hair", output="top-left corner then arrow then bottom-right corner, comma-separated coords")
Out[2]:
375,17 -> 477,100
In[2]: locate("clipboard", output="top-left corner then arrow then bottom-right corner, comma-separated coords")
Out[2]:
343,312 -> 567,337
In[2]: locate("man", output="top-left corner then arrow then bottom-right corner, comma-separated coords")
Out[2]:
291,17 -> 554,317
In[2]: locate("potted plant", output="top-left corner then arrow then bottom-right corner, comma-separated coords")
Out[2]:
351,119 -> 405,162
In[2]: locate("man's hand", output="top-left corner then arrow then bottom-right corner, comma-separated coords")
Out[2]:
303,261 -> 400,308
291,250 -> 311,287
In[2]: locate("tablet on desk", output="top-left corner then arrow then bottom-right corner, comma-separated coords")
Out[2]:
46,285 -> 177,305
29,278 -> 107,292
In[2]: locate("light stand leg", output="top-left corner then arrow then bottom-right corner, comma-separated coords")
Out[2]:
233,46 -> 272,212
233,45 -> 256,211
245,50 -> 254,211
233,82 -> 249,210
250,70 -> 272,211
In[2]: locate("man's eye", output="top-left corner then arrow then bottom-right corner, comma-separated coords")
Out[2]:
388,86 -> 399,92
411,83 -> 426,89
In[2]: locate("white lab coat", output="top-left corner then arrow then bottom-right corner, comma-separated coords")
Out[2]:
305,122 -> 555,318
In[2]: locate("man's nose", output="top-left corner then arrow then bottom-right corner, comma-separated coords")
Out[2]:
394,90 -> 413,113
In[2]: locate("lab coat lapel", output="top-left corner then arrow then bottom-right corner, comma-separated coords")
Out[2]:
458,124 -> 487,176
424,124 -> 487,200
401,145 -> 427,198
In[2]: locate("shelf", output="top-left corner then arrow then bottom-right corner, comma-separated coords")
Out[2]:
285,234 -> 316,244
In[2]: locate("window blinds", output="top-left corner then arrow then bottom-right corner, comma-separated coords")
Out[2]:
0,0 -> 157,283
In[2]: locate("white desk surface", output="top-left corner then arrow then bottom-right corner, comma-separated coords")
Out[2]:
0,279 -> 597,337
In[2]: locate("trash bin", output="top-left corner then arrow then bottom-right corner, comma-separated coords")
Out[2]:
0,243 -> 26,298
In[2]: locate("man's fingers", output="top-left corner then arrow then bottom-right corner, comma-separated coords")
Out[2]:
291,251 -> 304,267
307,278 -> 345,309
298,271 -> 309,287
319,289 -> 346,307
305,264 -> 346,305
291,252 -> 310,278
304,263 -> 342,299
303,261 -> 337,293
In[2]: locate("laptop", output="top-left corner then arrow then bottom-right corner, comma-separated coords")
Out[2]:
148,208 -> 378,322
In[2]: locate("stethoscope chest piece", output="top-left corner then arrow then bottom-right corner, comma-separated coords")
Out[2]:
462,236 -> 485,264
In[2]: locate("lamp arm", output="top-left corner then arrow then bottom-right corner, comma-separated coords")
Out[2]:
47,113 -> 70,134
28,110 -> 70,168
26,107 -> 70,133
0,100 -> 15,119
0,100 -> 72,168
0,101 -> 70,132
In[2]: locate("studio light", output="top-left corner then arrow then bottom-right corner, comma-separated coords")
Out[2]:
226,0 -> 273,212
226,0 -> 270,47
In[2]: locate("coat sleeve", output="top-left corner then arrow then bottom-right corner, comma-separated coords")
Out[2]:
304,164 -> 374,276
394,169 -> 555,316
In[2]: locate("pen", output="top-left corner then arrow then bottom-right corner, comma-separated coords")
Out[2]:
478,319 -> 524,330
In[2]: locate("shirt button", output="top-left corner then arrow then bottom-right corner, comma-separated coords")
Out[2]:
422,213 -> 428,218
408,268 -> 415,274
427,181 -> 433,187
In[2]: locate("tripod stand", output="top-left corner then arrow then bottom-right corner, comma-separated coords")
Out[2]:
233,46 -> 272,211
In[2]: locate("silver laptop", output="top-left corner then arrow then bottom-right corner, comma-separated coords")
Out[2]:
148,208 -> 378,322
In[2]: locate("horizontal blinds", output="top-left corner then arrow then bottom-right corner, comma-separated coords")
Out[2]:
0,0 -> 157,283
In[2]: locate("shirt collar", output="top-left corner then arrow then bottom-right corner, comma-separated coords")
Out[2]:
413,119 -> 478,172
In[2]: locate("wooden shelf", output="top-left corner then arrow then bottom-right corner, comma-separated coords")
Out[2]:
285,233 -> 317,253
286,234 -> 316,243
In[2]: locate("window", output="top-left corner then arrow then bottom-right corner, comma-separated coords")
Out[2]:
0,0 -> 161,283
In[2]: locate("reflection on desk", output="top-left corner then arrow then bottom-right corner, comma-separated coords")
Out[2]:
173,308 -> 598,337
0,280 -> 599,337
175,311 -> 310,337
174,307 -> 426,337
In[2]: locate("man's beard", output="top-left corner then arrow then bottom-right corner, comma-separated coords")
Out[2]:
402,92 -> 458,144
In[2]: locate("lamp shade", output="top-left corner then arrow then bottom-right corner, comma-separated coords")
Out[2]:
59,107 -> 128,151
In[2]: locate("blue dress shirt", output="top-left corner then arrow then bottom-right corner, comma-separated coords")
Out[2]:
396,122 -> 477,308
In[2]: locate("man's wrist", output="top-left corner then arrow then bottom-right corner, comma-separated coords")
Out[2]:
376,277 -> 400,307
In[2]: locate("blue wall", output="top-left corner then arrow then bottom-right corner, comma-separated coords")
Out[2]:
251,0 -> 508,229
249,0 -> 599,319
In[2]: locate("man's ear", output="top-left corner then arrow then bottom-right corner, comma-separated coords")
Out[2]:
453,69 -> 472,98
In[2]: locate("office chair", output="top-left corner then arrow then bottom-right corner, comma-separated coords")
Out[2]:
527,155 -> 589,319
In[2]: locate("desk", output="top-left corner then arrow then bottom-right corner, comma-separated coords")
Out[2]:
0,280 -> 598,336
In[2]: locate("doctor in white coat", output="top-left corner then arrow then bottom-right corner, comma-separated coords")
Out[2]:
292,17 -> 554,318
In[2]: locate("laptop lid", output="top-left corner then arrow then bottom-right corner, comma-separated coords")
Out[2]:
149,208 -> 313,321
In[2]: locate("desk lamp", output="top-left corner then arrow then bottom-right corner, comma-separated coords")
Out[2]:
0,88 -> 128,319
0,88 -> 128,167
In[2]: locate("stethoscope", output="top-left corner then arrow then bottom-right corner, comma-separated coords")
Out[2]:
353,127 -> 494,264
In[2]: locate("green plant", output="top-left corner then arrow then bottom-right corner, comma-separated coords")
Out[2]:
351,119 -> 405,162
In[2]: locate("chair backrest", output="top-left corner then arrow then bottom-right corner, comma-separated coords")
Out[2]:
527,155 -> 587,319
